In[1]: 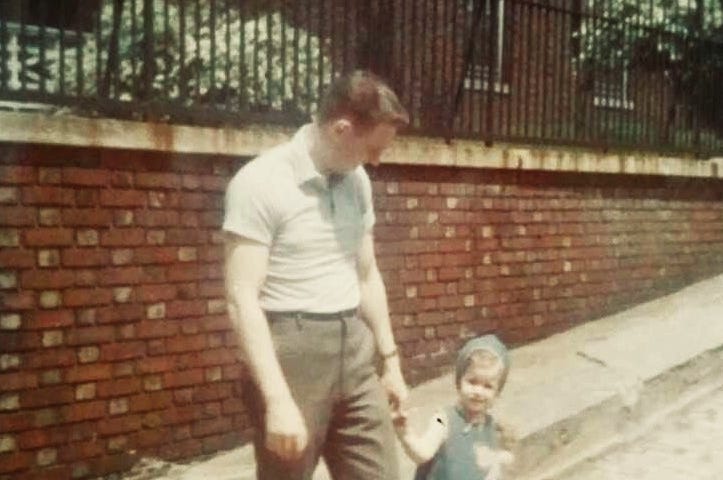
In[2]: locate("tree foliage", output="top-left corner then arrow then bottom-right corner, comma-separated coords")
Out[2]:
574,0 -> 723,134
96,0 -> 331,115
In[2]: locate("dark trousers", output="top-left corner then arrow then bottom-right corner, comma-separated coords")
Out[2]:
243,311 -> 399,480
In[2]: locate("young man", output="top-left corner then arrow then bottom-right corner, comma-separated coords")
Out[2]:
223,70 -> 410,479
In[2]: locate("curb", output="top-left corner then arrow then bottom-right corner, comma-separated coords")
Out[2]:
514,346 -> 723,480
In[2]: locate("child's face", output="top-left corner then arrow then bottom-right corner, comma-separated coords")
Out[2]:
458,358 -> 502,416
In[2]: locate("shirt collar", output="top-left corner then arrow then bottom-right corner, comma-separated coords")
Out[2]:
290,124 -> 325,187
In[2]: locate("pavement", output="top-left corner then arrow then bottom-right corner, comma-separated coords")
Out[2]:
120,273 -> 723,480
556,385 -> 723,480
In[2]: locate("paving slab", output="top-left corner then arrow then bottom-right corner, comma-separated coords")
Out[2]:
119,273 -> 723,480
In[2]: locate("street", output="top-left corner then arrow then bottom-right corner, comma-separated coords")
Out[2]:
556,386 -> 723,480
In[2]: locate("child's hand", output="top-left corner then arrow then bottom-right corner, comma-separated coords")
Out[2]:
474,444 -> 514,480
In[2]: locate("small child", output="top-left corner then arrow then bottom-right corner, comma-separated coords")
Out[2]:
394,335 -> 514,480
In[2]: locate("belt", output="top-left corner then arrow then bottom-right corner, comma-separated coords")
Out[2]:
265,308 -> 358,321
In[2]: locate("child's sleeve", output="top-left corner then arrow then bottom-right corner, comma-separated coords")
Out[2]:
396,409 -> 448,465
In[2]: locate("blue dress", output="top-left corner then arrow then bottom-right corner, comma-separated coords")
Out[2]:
414,405 -> 499,480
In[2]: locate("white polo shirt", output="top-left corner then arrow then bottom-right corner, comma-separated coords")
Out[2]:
223,124 -> 376,313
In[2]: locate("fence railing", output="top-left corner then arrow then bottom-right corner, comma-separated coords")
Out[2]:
1,0 -> 721,156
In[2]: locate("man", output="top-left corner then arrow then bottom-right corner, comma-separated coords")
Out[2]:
223,70 -> 410,479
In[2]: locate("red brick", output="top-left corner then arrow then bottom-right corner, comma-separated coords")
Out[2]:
21,385 -> 74,408
0,451 -> 32,473
163,368 -> 205,388
193,383 -> 232,402
195,349 -> 235,367
134,210 -> 181,227
23,310 -> 75,329
198,281 -> 224,298
137,320 -> 179,339
0,165 -> 36,184
179,211 -> 200,227
57,439 -> 105,462
60,248 -> 110,267
0,248 -> 34,268
20,270 -> 75,289
136,427 -> 172,448
66,326 -> 115,346
0,206 -> 36,226
72,269 -> 99,287
18,426 -> 68,449
418,283 -> 446,298
166,334 -> 207,353
24,228 -> 74,246
200,211 -> 222,228
164,228 -> 206,245
178,192 -> 208,210
0,292 -> 36,311
200,175 -> 226,192
75,188 -> 100,206
61,208 -> 113,226
135,172 -> 181,189
65,364 -> 113,383
0,331 -> 40,352
165,300 -> 206,319
64,288 -> 113,307
129,391 -> 173,413
134,247 -> 177,264
96,377 -> 142,397
137,356 -> 177,373
25,348 -> 75,369
417,311 -> 445,325
192,416 -> 232,437
202,264 -> 222,280
100,229 -> 146,247
166,265 -> 203,282
0,371 -> 38,391
98,267 -> 145,285
21,186 -> 75,205
98,415 -> 142,436
222,397 -> 246,415
136,284 -> 178,302
100,341 -> 145,361
96,304 -> 144,324
100,189 -> 147,207
62,167 -> 111,186
0,411 -> 34,432
443,253 -> 474,267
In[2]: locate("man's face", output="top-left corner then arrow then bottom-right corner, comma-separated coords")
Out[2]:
331,121 -> 398,172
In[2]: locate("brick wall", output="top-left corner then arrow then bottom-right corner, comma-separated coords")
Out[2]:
369,166 -> 723,382
1,143 -> 722,478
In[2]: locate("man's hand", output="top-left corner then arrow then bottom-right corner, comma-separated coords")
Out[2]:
265,396 -> 309,461
381,358 -> 409,416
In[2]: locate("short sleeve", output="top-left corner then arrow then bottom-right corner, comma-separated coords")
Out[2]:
222,167 -> 277,245
356,166 -> 376,232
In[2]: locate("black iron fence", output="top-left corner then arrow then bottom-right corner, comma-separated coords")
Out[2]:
1,0 -> 721,156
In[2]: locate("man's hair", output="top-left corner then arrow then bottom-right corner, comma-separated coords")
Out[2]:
316,70 -> 410,129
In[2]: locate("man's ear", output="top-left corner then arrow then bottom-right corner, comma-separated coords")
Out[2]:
331,117 -> 353,136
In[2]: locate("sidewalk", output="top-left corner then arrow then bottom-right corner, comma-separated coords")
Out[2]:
122,273 -> 723,480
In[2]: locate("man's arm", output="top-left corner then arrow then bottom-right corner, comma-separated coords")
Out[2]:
357,232 -> 409,410
224,234 -> 308,460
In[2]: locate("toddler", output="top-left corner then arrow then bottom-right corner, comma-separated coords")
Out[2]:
394,335 -> 514,480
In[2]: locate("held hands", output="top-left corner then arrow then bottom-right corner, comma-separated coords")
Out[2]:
380,354 -> 409,418
265,396 -> 309,461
